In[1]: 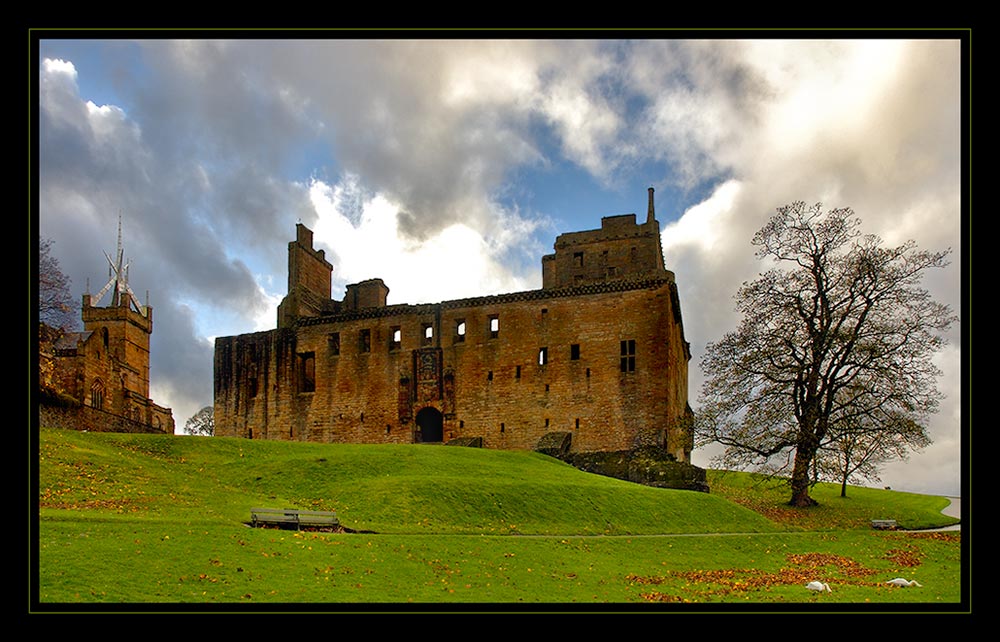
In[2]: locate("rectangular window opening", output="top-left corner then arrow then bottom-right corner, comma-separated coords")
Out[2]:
538,347 -> 548,365
422,323 -> 434,346
360,329 -> 371,353
515,365 -> 521,380
390,326 -> 401,351
455,319 -> 466,343
299,352 -> 316,392
573,251 -> 584,267
489,315 -> 499,339
570,343 -> 580,360
620,339 -> 636,373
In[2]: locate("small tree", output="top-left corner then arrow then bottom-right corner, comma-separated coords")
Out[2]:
184,406 -> 215,436
696,202 -> 955,507
39,238 -> 76,331
814,411 -> 931,497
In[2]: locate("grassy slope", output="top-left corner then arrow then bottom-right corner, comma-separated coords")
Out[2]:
39,429 -> 780,535
35,429 -> 963,606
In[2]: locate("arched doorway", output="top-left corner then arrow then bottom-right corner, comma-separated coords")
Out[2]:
414,407 -> 443,443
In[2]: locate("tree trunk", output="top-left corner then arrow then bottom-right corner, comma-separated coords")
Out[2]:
789,446 -> 819,507
840,477 -> 848,498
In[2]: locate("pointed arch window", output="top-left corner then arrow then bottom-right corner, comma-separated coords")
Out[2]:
91,379 -> 106,410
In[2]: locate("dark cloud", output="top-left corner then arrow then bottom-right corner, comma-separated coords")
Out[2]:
37,39 -> 962,493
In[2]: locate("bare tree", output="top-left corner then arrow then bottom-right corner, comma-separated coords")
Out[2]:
39,238 -> 76,331
696,202 -> 955,507
184,406 -> 215,436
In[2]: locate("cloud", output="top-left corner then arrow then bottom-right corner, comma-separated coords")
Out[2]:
38,55 -> 279,421
37,39 -> 962,493
309,176 -> 541,305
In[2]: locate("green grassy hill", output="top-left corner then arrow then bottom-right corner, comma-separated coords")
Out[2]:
39,428 -> 779,535
35,428 -> 962,606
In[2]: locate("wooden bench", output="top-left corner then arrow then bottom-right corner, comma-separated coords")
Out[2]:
251,507 -> 340,530
871,519 -> 898,530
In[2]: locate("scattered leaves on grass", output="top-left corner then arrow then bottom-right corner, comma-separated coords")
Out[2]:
629,550 -> 894,602
883,548 -> 922,568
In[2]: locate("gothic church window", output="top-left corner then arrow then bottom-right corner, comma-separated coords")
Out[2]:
91,379 -> 105,410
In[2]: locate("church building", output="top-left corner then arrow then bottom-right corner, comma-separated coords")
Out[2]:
40,219 -> 174,434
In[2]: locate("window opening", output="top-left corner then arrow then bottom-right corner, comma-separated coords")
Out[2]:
299,352 -> 316,392
516,365 -> 521,379
570,344 -> 580,360
620,339 -> 636,373
538,347 -> 548,365
91,380 -> 105,410
360,329 -> 371,353
422,323 -> 434,346
489,315 -> 499,339
573,252 -> 584,267
455,320 -> 466,343
329,332 -> 340,355
390,326 -> 401,351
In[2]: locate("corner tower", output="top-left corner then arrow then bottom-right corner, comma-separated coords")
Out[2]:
542,187 -> 667,289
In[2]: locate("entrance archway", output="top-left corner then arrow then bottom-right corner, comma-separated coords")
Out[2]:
415,407 -> 444,443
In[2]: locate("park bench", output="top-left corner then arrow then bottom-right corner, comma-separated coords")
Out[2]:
250,507 -> 340,531
871,519 -> 898,530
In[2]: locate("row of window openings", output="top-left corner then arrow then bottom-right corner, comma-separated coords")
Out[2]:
291,339 -> 635,392
573,248 -> 639,267
328,316 -> 499,355
501,418 -> 582,433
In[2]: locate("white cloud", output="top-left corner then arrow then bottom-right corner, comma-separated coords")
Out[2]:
662,179 -> 742,259
310,178 -> 537,306
43,57 -> 77,77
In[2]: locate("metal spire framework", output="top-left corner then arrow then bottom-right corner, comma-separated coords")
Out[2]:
92,214 -> 147,316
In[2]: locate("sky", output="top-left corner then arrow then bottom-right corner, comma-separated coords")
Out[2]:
34,35 -> 966,497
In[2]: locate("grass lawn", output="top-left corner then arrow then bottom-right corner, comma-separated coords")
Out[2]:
34,428 -> 965,610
